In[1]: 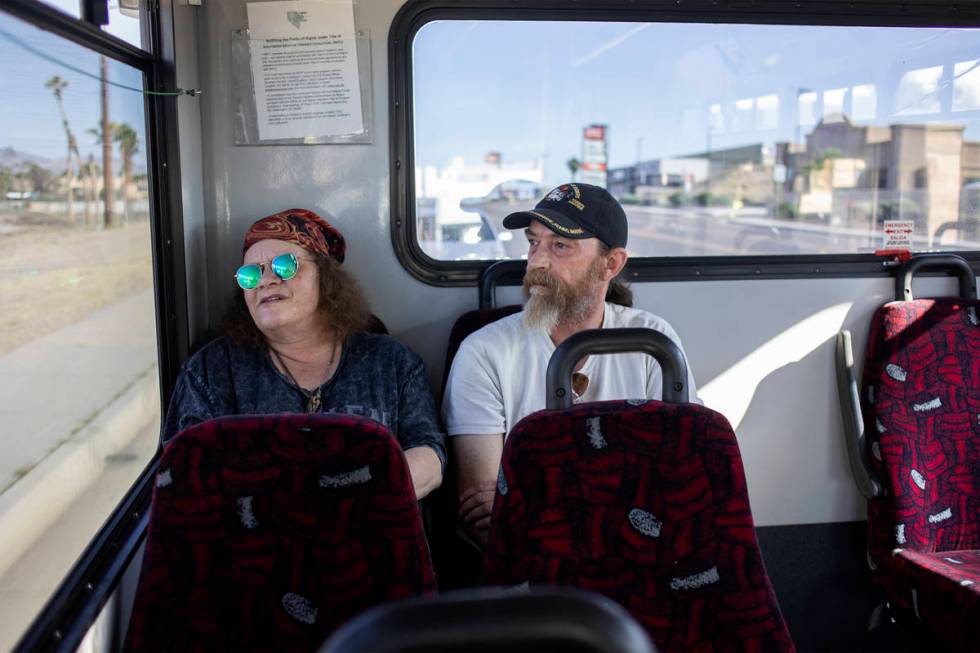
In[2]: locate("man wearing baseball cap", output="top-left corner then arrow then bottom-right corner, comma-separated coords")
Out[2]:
443,183 -> 699,544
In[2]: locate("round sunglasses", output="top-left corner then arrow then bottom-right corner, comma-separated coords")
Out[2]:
234,253 -> 303,290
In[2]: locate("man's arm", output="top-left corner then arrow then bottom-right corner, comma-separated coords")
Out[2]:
443,334 -> 508,544
452,433 -> 504,544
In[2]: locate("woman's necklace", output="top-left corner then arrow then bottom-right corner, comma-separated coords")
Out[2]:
270,343 -> 337,413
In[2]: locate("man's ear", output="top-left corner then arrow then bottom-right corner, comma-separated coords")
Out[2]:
605,247 -> 628,279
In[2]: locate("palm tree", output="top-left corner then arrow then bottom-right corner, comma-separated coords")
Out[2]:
566,157 -> 581,181
112,122 -> 139,222
44,76 -> 86,222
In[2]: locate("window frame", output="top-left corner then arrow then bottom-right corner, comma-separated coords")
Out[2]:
389,0 -> 980,286
2,0 -> 188,650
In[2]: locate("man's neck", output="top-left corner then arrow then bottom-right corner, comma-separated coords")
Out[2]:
549,298 -> 606,348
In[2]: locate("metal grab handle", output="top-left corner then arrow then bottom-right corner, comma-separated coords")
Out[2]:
896,253 -> 976,301
546,328 -> 689,410
834,331 -> 883,500
479,260 -> 526,310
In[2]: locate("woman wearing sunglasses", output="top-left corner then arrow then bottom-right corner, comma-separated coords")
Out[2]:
159,208 -> 445,499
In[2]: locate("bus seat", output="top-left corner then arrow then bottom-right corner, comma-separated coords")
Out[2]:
124,414 -> 436,652
366,313 -> 389,334
321,587 -> 657,653
849,254 -> 980,648
441,305 -> 521,388
482,328 -> 793,652
441,259 -> 525,389
429,260 -> 523,589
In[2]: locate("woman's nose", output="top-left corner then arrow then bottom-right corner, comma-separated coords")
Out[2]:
257,264 -> 281,288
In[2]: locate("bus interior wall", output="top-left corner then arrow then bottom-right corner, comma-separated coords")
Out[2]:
175,2 -> 969,648
5,0 -> 977,649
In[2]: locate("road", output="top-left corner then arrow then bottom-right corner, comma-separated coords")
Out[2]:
489,205 -> 894,260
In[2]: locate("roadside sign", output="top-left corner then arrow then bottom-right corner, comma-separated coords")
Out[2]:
773,164 -> 787,183
581,124 -> 608,188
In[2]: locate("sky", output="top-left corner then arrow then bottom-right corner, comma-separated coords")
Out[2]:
412,20 -> 980,186
0,2 -> 146,164
1,6 -> 978,184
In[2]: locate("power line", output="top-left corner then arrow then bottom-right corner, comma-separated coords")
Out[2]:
0,27 -> 200,97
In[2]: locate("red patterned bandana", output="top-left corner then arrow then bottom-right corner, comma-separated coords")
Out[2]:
242,208 -> 346,263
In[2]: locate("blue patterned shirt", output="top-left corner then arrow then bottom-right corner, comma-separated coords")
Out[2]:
160,333 -> 446,469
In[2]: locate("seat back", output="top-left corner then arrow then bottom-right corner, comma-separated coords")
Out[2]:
322,587 -> 657,653
441,260 -> 525,389
366,313 -> 389,334
484,401 -> 792,652
442,305 -> 522,389
125,414 -> 435,652
859,255 -> 980,568
482,329 -> 792,652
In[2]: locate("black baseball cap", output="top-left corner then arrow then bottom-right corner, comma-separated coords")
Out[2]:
502,183 -> 628,249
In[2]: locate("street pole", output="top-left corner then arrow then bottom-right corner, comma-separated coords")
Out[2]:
100,55 -> 113,229
635,136 -> 643,193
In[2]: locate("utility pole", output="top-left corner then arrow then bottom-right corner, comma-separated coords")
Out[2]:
100,55 -> 113,228
635,136 -> 643,193
705,125 -> 712,196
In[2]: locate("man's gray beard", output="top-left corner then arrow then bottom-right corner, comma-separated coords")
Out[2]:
523,292 -> 561,334
523,290 -> 598,334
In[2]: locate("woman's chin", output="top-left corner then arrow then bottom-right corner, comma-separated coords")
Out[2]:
252,311 -> 290,334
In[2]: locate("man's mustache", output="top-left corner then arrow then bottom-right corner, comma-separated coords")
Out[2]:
523,268 -> 563,291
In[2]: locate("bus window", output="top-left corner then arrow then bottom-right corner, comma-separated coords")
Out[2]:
895,65 -> 943,115
852,84 -> 877,121
31,0 -> 147,49
406,20 -> 980,264
0,12 -> 159,649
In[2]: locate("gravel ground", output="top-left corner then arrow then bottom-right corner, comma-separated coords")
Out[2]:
0,210 -> 153,356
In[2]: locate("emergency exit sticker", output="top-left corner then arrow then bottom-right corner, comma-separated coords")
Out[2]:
883,220 -> 914,250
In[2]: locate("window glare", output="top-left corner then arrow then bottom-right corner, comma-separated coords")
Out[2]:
954,59 -> 980,112
852,84 -> 877,121
823,88 -> 847,120
412,21 -> 980,260
896,65 -> 943,115
103,1 -> 145,50
797,92 -> 818,126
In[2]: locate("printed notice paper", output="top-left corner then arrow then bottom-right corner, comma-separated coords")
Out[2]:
246,0 -> 363,140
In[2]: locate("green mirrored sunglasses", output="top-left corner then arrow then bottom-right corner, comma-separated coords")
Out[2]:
235,253 -> 300,290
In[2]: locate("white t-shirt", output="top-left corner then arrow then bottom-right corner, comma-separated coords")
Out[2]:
443,302 -> 700,437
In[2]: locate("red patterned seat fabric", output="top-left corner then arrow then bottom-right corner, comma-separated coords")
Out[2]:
860,298 -> 980,649
482,400 -> 793,653
887,550 -> 980,647
125,414 -> 436,652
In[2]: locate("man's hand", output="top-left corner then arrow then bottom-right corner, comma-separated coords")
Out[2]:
459,479 -> 497,533
452,433 -> 505,545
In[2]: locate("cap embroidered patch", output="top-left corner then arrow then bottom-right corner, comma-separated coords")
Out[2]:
527,211 -> 586,235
